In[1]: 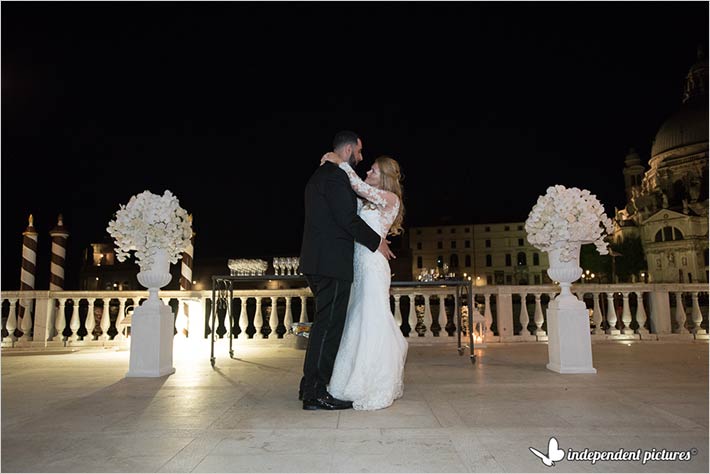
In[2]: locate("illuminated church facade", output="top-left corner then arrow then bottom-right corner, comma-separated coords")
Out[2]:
614,48 -> 709,283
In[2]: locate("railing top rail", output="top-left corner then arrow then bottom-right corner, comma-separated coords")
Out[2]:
1,282 -> 708,300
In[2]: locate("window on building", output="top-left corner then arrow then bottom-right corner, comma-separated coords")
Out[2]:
486,254 -> 492,267
485,239 -> 491,248
505,254 -> 512,266
487,275 -> 493,285
485,226 -> 490,232
518,238 -> 524,246
451,241 -> 457,249
517,225 -> 523,231
465,240 -> 471,248
451,228 -> 456,234
437,241 -> 443,249
465,255 -> 471,267
656,226 -> 684,242
464,228 -> 470,232
416,229 -> 422,235
495,271 -> 504,284
437,256 -> 444,268
505,275 -> 513,284
417,256 -> 423,268
450,254 -> 459,268
437,228 -> 442,234
517,252 -> 527,266
534,274 -> 541,284
533,252 -> 540,266
417,242 -> 422,250
504,225 -> 510,231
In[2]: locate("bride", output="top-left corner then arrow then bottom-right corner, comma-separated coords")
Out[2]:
319,152 -> 409,410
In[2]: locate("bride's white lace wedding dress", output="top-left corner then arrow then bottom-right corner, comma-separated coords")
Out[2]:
328,162 -> 409,410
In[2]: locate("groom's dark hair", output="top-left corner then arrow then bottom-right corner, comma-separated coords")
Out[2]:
333,130 -> 359,151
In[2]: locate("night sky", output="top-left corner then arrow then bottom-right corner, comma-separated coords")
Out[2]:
2,2 -> 708,290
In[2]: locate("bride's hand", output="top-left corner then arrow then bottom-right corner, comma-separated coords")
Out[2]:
320,152 -> 343,166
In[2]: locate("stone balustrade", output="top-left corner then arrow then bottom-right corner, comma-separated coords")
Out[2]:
1,283 -> 708,350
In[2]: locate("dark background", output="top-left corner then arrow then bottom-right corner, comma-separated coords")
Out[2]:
2,1 -> 708,290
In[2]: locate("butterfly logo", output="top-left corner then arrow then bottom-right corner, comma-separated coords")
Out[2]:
529,437 -> 565,467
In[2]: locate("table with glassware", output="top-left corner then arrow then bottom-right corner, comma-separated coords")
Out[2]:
210,258 -> 476,367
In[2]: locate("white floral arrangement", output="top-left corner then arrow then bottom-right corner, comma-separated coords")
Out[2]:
107,190 -> 192,268
525,185 -> 614,262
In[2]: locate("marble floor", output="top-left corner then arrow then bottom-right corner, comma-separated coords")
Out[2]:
1,339 -> 708,473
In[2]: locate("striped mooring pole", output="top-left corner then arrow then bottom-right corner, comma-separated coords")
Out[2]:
49,214 -> 70,290
18,214 -> 38,337
176,215 -> 195,337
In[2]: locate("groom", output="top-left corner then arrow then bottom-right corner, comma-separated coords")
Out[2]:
298,130 -> 395,410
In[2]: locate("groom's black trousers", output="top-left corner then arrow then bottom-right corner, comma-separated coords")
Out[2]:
301,274 -> 351,400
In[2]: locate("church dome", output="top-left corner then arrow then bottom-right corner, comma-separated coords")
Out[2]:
651,47 -> 709,158
651,99 -> 708,157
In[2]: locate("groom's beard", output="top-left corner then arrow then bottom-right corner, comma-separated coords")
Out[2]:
348,152 -> 357,167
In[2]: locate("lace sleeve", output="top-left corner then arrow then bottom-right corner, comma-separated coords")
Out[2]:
339,162 -> 392,209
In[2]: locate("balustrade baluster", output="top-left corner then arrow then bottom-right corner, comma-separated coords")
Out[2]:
592,293 -> 604,334
269,296 -> 279,338
621,292 -> 633,335
69,298 -> 81,342
483,294 -> 493,337
437,294 -> 447,336
19,298 -> 34,342
56,298 -> 67,342
393,295 -> 402,327
4,299 -> 18,343
116,298 -> 127,339
284,297 -> 293,334
408,293 -> 417,336
239,297 -> 249,338
605,293 -> 620,335
254,297 -> 264,338
533,293 -> 545,336
99,298 -> 111,341
690,292 -> 706,335
519,293 -> 530,336
423,295 -> 433,336
634,292 -> 649,335
299,296 -> 309,323
85,298 -> 96,340
674,292 -> 688,334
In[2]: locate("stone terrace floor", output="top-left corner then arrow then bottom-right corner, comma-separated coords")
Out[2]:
1,339 -> 708,473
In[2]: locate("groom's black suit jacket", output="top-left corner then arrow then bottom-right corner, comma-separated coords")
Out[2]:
299,161 -> 381,282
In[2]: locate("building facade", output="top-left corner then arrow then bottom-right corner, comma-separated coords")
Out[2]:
409,222 -> 550,286
614,48 -> 709,283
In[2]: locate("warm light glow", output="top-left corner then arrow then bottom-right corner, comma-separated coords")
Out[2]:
591,273 -> 595,279
113,283 -> 118,288
467,276 -> 472,281
463,273 -> 467,277
192,280 -> 197,284
586,270 -> 590,275
476,276 -> 481,280
95,277 -> 99,281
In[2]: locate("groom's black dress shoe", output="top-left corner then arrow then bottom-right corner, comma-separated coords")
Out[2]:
302,393 -> 353,410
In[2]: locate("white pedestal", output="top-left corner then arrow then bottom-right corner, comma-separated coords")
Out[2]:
546,295 -> 596,374
126,298 -> 176,378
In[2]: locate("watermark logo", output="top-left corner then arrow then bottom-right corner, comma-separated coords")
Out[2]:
529,436 -> 698,468
529,437 -> 565,467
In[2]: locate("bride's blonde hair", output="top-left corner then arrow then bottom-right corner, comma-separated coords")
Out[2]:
374,155 -> 405,236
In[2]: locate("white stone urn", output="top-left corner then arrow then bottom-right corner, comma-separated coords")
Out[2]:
545,241 -> 596,374
126,248 -> 176,378
137,249 -> 173,303
546,242 -> 583,303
